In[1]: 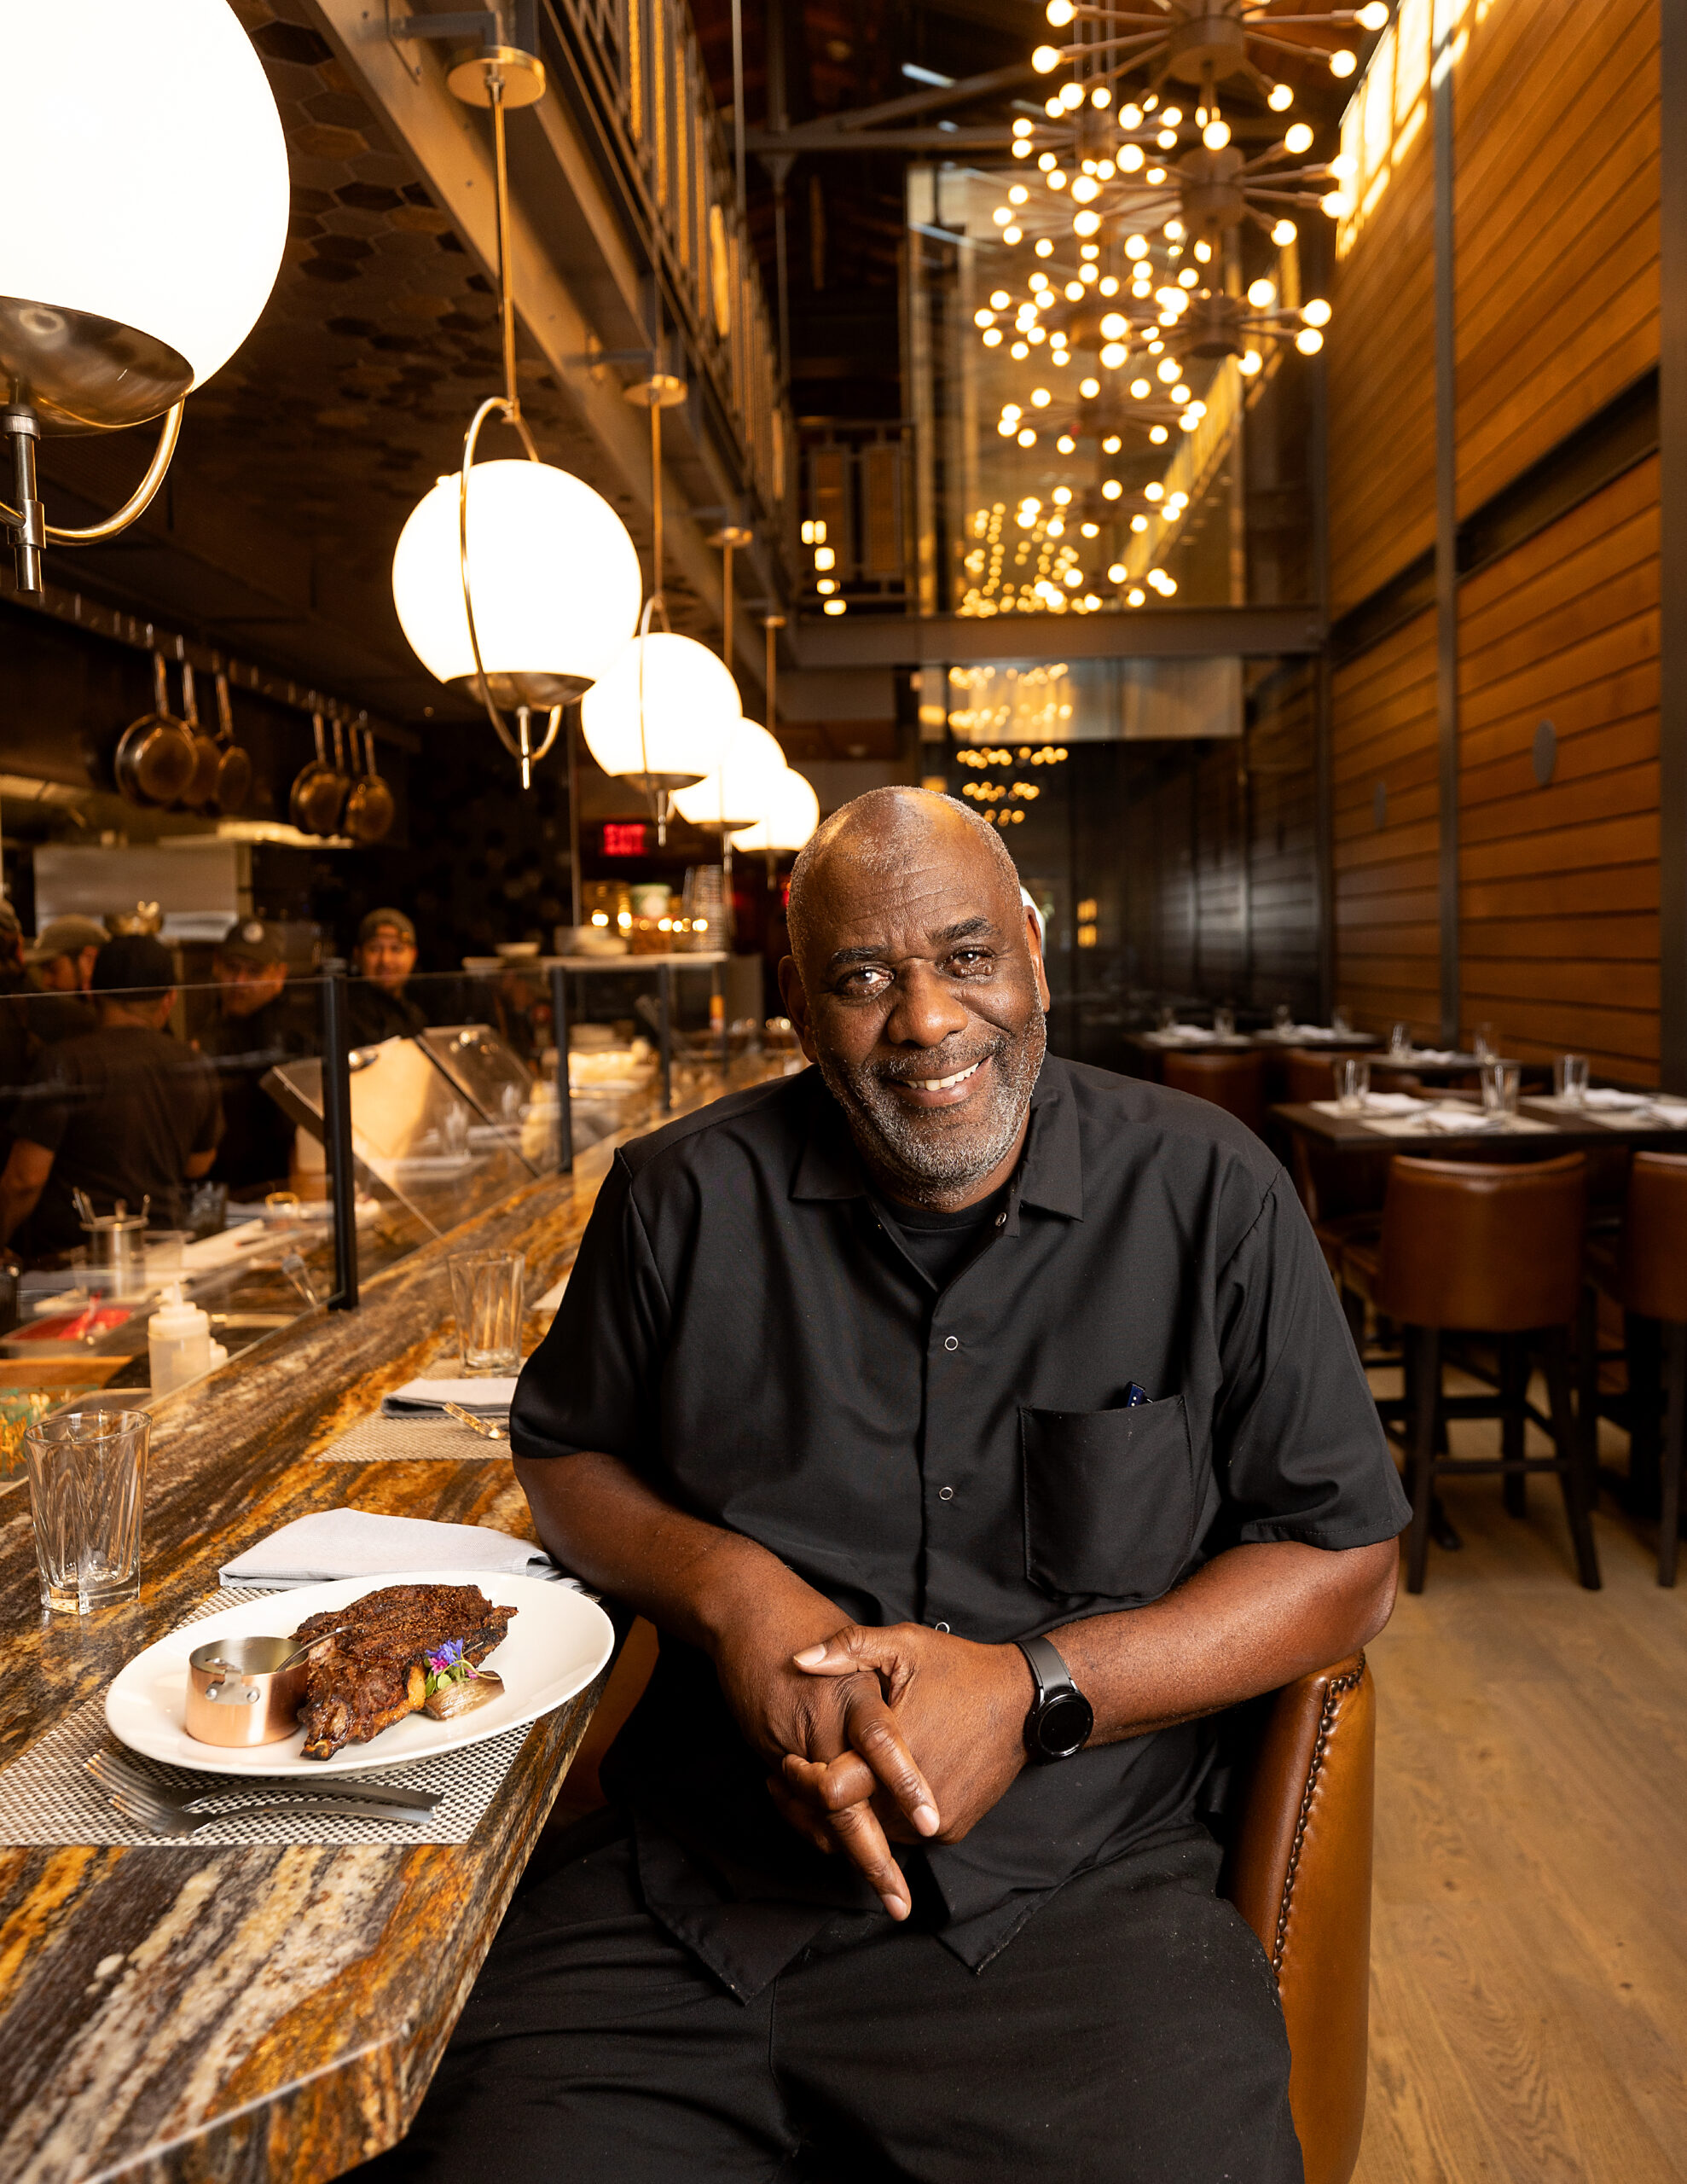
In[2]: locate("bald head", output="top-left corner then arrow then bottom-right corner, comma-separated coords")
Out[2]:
786,787 -> 1022,970
777,786 -> 1048,1208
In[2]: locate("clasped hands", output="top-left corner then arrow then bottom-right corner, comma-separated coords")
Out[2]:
716,1613 -> 1034,1920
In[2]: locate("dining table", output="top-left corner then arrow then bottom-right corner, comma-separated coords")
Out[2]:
1272,1087 -> 1687,1162
0,1077 -> 728,2182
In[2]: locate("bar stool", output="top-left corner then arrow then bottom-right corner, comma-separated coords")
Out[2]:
1586,1151 -> 1687,1585
1163,1048 -> 1266,1136
1355,1153 -> 1598,1594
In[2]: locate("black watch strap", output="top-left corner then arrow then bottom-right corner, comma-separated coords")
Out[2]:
1016,1635 -> 1094,1763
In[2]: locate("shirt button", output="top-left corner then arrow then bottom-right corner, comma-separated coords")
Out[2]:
937,1485 -> 954,1501
933,1621 -> 951,1633
943,1335 -> 959,1351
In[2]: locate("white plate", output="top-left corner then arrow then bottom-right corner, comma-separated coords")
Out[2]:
104,1570 -> 614,1777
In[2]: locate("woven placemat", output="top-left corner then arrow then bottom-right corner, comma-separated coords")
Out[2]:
316,1413 -> 510,1463
0,1589 -> 532,1848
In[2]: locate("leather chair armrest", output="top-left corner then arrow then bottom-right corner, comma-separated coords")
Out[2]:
1226,1655 -> 1375,2184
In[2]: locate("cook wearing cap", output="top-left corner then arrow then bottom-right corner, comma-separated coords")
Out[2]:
200,921 -> 314,1192
0,933 -> 222,1259
349,906 -> 426,1045
23,914 -> 106,1048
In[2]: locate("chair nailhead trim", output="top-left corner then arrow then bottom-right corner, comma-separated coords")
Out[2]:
1272,1657 -> 1366,1976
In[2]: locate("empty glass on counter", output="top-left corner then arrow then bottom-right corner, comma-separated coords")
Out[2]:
1473,1021 -> 1499,1061
1157,1006 -> 1177,1033
1214,1007 -> 1236,1039
1481,1060 -> 1522,1115
1388,1021 -> 1412,1060
448,1250 -> 527,1374
1332,1004 -> 1353,1035
1272,1002 -> 1294,1033
1335,1057 -> 1371,1113
25,1409 -> 150,1614
1554,1054 -> 1590,1105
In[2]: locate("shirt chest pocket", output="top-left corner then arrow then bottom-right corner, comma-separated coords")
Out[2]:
1020,1397 -> 1199,1604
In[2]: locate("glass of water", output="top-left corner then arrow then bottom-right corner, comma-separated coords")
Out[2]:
25,1409 -> 150,1614
448,1250 -> 527,1374
1332,1004 -> 1353,1035
1481,1060 -> 1522,1115
1335,1057 -> 1371,1112
1388,1020 -> 1412,1059
1272,1003 -> 1293,1033
1157,1006 -> 1177,1033
1474,1021 -> 1499,1060
1214,1006 -> 1236,1039
1555,1054 -> 1589,1105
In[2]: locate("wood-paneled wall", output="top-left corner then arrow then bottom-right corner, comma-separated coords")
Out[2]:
1248,666 -> 1322,1011
1458,456 -> 1660,1080
1332,611 -> 1441,1043
1454,0 -> 1659,514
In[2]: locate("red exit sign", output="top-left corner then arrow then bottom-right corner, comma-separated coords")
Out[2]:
602,822 -> 647,857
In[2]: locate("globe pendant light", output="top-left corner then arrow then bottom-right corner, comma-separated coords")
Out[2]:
672,719 -> 789,833
1,0 -> 289,595
578,369 -> 741,839
732,768 -> 820,855
387,34 -> 642,787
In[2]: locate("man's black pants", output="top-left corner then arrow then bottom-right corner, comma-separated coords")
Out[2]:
363,1818 -> 1303,2183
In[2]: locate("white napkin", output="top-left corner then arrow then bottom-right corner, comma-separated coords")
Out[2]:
1420,1104 -> 1501,1132
1360,1092 -> 1427,1114
1402,1048 -> 1462,1064
381,1376 -> 518,1418
218,1509 -> 563,1589
1582,1089 -> 1649,1110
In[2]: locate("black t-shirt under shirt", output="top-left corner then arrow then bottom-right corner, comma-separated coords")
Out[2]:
512,1057 -> 1409,2001
875,1180 -> 1012,1290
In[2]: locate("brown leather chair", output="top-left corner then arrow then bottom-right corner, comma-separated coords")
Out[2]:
1586,1150 -> 1687,1584
553,1634 -> 1378,2184
1282,1049 -> 1370,1107
1163,1048 -> 1267,1136
1344,1153 -> 1598,1593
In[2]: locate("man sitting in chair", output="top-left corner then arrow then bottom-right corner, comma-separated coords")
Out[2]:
381,787 -> 1407,2183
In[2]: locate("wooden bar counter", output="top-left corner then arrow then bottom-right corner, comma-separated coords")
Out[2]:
0,1076 -> 727,2184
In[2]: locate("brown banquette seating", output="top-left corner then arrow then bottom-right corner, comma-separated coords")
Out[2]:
554,1630 -> 1378,2184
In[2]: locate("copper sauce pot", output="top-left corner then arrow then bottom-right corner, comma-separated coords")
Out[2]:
185,1633 -> 314,1747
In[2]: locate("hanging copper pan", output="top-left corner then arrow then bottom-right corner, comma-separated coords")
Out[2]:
289,712 -> 348,837
344,724 -> 395,845
113,653 -> 197,808
177,662 -> 223,811
212,671 -> 252,814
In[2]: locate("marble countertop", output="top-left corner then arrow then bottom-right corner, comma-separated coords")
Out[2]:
0,1101 -> 667,2181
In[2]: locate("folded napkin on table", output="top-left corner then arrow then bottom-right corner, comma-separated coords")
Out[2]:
381,1376 -> 518,1418
1582,1089 -> 1653,1110
1419,1104 -> 1502,1132
219,1508 -> 565,1589
1360,1092 -> 1427,1114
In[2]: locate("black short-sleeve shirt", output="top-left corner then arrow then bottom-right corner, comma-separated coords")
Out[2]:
513,1056 -> 1407,1996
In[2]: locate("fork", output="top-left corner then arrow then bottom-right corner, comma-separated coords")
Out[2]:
87,1747 -> 440,1815
442,1403 -> 509,1441
101,1781 -> 432,1836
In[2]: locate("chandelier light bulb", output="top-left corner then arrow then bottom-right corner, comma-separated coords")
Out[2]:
1080,375 -> 1100,397
581,632 -> 740,786
1302,297 -> 1332,326
1272,218 -> 1298,245
1355,2 -> 1390,28
1074,209 -> 1102,236
1071,175 -> 1099,203
1128,587 -> 1145,606
1296,327 -> 1325,354
1284,123 -> 1315,154
1126,234 -> 1151,259
1239,350 -> 1263,375
1268,83 -> 1294,111
1033,44 -> 1062,72
1101,479 -> 1123,500
1101,342 -> 1128,369
2,0 -> 290,429
1321,192 -> 1352,217
1247,278 -> 1277,308
1150,424 -> 1168,442
1092,85 -> 1111,107
1061,81 -> 1085,110
732,768 -> 820,854
1045,96 -> 1065,117
1120,142 -> 1145,173
1330,47 -> 1358,76
672,719 -> 788,830
392,461 -> 642,704
1330,152 -> 1358,178
1203,120 -> 1231,149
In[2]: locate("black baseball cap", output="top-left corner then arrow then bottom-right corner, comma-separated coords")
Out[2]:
91,934 -> 176,994
217,918 -> 286,968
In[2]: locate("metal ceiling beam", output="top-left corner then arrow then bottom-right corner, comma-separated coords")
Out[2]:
744,127 -> 1035,153
779,61 -> 1039,137
791,605 -> 1322,669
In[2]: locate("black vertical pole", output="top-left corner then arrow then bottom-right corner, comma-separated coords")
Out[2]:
1433,14 -> 1461,1053
1661,0 -> 1687,1091
550,961 -> 574,1175
658,961 -> 673,1112
322,959 -> 358,1311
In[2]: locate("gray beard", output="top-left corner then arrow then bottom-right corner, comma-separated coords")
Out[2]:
816,1007 -> 1047,1205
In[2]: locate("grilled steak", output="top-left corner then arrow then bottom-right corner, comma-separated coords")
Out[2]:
293,1583 -> 515,1759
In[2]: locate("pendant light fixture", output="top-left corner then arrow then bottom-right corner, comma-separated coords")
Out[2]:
389,32 -> 643,787
732,767 -> 820,856
580,375 -> 739,839
1,0 -> 289,595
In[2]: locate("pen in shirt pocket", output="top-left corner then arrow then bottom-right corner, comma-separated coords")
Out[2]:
1125,1382 -> 1151,1407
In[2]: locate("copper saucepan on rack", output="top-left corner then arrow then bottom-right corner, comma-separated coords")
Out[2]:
114,653 -> 197,808
289,711 -> 350,837
344,724 -> 395,845
177,662 -> 223,811
212,671 -> 252,814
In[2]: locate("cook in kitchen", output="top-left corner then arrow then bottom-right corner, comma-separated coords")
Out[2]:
372,788 -> 1409,2183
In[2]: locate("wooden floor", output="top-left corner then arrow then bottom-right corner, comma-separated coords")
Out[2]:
1357,1374 -> 1687,2182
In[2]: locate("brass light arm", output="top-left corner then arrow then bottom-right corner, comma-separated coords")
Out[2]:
45,402 -> 184,541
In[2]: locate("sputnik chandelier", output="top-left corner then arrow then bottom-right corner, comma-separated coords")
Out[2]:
1031,2 -> 1389,115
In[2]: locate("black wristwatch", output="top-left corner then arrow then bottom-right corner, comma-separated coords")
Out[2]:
1016,1635 -> 1094,1763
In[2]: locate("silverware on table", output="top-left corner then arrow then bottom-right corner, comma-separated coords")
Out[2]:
86,1746 -> 441,1815
442,1403 -> 510,1441
101,1785 -> 433,1836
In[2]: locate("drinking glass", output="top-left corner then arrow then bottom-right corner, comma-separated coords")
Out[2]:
1272,1003 -> 1293,1033
1335,1057 -> 1371,1112
24,1409 -> 150,1614
448,1250 -> 527,1374
1388,1020 -> 1412,1060
1473,1021 -> 1499,1060
1481,1060 -> 1522,1116
1214,1006 -> 1236,1039
1332,1004 -> 1353,1035
1554,1054 -> 1589,1105
1157,1006 -> 1177,1033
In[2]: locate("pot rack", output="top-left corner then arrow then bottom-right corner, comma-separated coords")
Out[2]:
0,575 -> 420,753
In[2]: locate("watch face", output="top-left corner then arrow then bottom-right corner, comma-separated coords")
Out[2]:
1035,1688 -> 1094,1761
